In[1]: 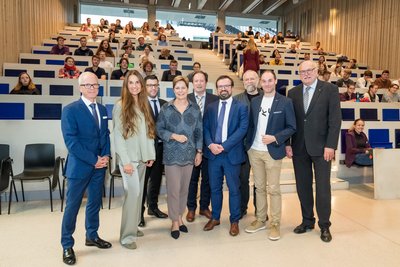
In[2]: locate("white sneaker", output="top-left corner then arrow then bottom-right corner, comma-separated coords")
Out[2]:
245,220 -> 266,233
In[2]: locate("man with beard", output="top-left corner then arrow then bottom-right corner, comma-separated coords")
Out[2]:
233,70 -> 262,218
203,75 -> 249,236
186,71 -> 219,222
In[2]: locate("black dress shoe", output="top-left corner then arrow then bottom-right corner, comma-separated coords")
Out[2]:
63,248 -> 76,265
320,228 -> 332,242
179,224 -> 188,233
85,237 -> 112,249
293,224 -> 315,234
171,230 -> 180,239
148,208 -> 168,218
138,216 -> 146,227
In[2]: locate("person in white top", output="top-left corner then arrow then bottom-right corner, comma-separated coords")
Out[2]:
98,50 -> 113,71
356,70 -> 374,88
139,45 -> 156,63
88,30 -> 101,43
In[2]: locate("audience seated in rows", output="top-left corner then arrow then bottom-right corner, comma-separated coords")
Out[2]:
110,58 -> 129,80
329,60 -> 343,77
381,82 -> 400,102
336,69 -> 355,87
84,55 -> 106,80
356,70 -> 374,88
158,34 -> 168,46
345,119 -> 373,168
346,58 -> 358,69
96,39 -> 115,57
9,72 -> 40,95
159,48 -> 174,60
340,84 -> 357,102
50,36 -> 70,55
161,60 -> 181,81
74,37 -> 94,57
374,70 -> 391,89
362,84 -> 379,102
136,37 -> 152,51
269,53 -> 284,65
108,31 -> 119,44
58,57 -> 80,79
88,30 -> 101,43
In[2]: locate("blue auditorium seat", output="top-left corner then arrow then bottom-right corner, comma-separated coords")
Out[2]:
32,50 -> 50,54
0,103 -> 25,119
50,85 -> 74,96
4,69 -> 27,77
341,108 -> 355,121
0,84 -> 10,94
110,86 -> 121,97
277,70 -> 292,75
46,60 -> 65,65
182,65 -> 193,71
395,129 -> 400,148
340,129 -> 348,154
21,59 -> 40,64
382,109 -> 400,121
33,103 -> 62,120
166,88 -> 175,98
160,64 -> 169,70
360,108 -> 378,121
176,56 -> 192,61
105,104 -> 114,120
34,70 -> 55,78
293,80 -> 302,86
368,129 -> 392,148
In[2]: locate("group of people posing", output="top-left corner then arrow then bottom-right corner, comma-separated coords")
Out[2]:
60,60 -> 342,266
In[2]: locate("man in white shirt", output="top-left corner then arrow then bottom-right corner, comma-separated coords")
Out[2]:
98,50 -> 113,71
356,70 -> 374,88
88,30 -> 101,43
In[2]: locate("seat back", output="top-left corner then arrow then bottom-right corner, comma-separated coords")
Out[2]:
0,158 -> 12,192
0,144 -> 9,161
24,143 -> 55,171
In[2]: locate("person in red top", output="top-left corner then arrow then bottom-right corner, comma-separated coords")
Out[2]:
243,38 -> 260,74
59,57 -> 80,79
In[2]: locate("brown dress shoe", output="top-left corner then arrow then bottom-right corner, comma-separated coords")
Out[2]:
199,209 -> 212,219
203,219 -> 220,231
186,210 -> 195,222
229,222 -> 239,236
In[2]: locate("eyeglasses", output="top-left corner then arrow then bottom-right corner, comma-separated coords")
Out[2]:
299,68 -> 316,75
217,84 -> 232,90
146,84 -> 159,88
80,84 -> 100,89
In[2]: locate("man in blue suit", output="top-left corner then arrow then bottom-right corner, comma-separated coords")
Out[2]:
203,75 -> 249,236
244,70 -> 296,241
61,72 -> 111,265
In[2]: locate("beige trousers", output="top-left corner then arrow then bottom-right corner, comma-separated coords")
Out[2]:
248,149 -> 282,225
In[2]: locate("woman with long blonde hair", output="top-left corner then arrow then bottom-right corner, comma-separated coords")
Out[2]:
112,70 -> 156,250
243,37 -> 260,74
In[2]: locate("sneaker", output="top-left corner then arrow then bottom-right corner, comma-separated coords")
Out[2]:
137,230 -> 144,237
245,220 -> 266,233
269,224 -> 280,241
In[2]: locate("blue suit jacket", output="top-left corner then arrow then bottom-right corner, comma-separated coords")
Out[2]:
204,98 -> 249,165
246,93 -> 296,160
61,99 -> 110,179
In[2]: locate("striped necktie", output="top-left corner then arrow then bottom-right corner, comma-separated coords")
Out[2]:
303,86 -> 311,112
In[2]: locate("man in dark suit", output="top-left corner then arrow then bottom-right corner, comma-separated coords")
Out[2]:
244,70 -> 296,241
140,75 -> 168,227
61,72 -> 111,265
203,75 -> 249,236
186,71 -> 219,222
286,60 -> 341,242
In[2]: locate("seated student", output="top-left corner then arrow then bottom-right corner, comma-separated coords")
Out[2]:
187,62 -> 208,82
136,36 -> 152,51
10,72 -> 40,95
120,53 -> 135,68
374,70 -> 391,89
318,70 -> 331,82
115,19 -> 123,31
152,21 -> 160,32
303,52 -> 311,61
97,18 -> 108,32
269,53 -> 284,65
88,30 -> 101,43
346,58 -> 358,69
269,35 -> 278,44
287,43 -> 297,53
79,23 -> 90,32
97,50 -> 114,70
157,34 -> 169,46
336,69 -> 355,87
84,55 -> 106,80
329,60 -> 343,78
381,82 -> 400,102
362,84 -> 379,102
108,31 -> 119,44
122,45 -> 135,58
58,57 -> 80,79
96,39 -> 115,57
74,37 -> 94,56
159,48 -> 174,60
161,60 -> 182,81
50,36 -> 70,55
356,70 -> 374,88
139,45 -> 155,63
138,60 -> 156,78
123,23 -> 135,34
111,58 -> 129,80
313,41 -> 323,53
340,83 -> 357,102
259,54 -> 267,65
345,119 -> 373,168
122,39 -> 135,51
270,49 -> 280,58
277,31 -> 285,44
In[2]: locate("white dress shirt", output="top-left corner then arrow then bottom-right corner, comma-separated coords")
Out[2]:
81,95 -> 101,128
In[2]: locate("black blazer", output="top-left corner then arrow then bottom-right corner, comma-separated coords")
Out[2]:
246,93 -> 296,160
188,92 -> 219,115
287,80 -> 342,156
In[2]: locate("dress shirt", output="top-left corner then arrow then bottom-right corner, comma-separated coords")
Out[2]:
81,96 -> 101,128
218,97 -> 233,143
303,79 -> 318,109
147,96 -> 161,115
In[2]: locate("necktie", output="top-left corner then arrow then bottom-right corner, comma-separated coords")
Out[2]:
303,86 -> 311,113
89,103 -> 100,129
196,95 -> 204,115
215,101 -> 227,144
151,99 -> 159,118
365,80 -> 368,87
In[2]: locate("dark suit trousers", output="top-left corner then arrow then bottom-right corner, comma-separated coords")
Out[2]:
187,157 -> 210,211
208,153 -> 241,223
142,143 -> 163,214
292,148 -> 332,229
61,169 -> 105,249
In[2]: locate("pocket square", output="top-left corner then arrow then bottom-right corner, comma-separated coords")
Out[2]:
273,111 -> 283,114
102,116 -> 108,119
